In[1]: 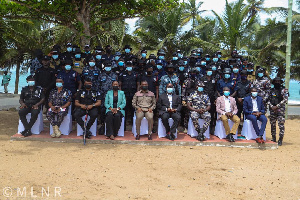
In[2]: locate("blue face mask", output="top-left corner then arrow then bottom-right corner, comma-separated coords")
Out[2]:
224,74 -> 230,79
126,67 -> 132,71
157,65 -> 162,70
212,66 -> 217,71
230,65 -> 233,68
141,53 -> 146,58
125,48 -> 131,53
213,58 -> 218,62
72,48 -> 76,52
178,53 -> 183,58
183,61 -> 188,65
115,56 -> 120,61
89,62 -> 95,67
96,55 -> 102,60
159,56 -> 164,60
201,61 -> 206,66
65,65 -> 71,70
85,51 -> 90,54
172,57 -> 178,61
271,84 -> 274,89
105,67 -> 111,72
179,66 -> 184,71
118,61 -> 124,66
28,81 -> 35,86
205,57 -> 210,61
207,71 -> 212,76
258,73 -> 264,77
52,55 -> 58,60
224,91 -> 230,97
167,88 -> 174,93
251,92 -> 258,97
197,87 -> 204,92
75,54 -> 81,59
233,68 -> 239,73
56,82 -> 63,88
196,67 -> 201,72
218,54 -> 221,58
67,47 -> 72,52
247,69 -> 253,72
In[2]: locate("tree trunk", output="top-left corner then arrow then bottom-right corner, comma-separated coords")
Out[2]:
77,6 -> 91,48
14,60 -> 21,94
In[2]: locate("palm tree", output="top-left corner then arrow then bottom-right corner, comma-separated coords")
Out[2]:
182,0 -> 206,30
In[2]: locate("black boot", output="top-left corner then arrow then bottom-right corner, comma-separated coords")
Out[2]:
197,128 -> 205,141
228,133 -> 235,142
278,136 -> 283,146
271,135 -> 276,142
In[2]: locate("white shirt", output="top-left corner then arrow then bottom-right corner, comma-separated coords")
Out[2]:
168,94 -> 173,109
224,96 -> 231,112
252,97 -> 258,112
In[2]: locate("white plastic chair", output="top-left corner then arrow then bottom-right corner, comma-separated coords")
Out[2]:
241,119 -> 266,140
105,117 -> 125,137
18,108 -> 44,135
157,118 -> 178,138
49,105 -> 72,136
187,118 -> 210,139
77,116 -> 97,136
214,114 -> 238,139
132,112 -> 149,137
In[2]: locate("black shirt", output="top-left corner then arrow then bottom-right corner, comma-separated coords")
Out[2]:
113,94 -> 118,108
75,89 -> 101,105
139,74 -> 158,95
236,80 -> 251,98
200,76 -> 217,99
35,67 -> 56,90
20,86 -> 45,106
119,72 -> 137,96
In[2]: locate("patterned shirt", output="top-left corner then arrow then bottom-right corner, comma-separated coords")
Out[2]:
187,91 -> 211,110
251,77 -> 271,102
159,74 -> 181,96
48,88 -> 72,107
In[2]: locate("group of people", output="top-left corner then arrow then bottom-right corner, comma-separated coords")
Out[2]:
18,44 -> 289,146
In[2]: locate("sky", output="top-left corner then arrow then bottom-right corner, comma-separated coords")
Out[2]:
125,0 -> 298,34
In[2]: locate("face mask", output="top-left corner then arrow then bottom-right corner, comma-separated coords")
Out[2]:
183,61 -> 188,65
118,61 -> 124,66
159,56 -> 164,60
105,67 -> 111,72
251,92 -> 258,97
205,57 -> 210,61
192,53 -> 196,56
233,68 -> 239,73
85,51 -> 90,54
67,47 -> 72,52
56,82 -> 63,88
218,54 -> 221,58
172,57 -> 178,61
179,66 -> 184,71
113,86 -> 119,91
207,71 -> 212,76
96,55 -> 102,60
157,65 -> 162,70
196,67 -> 201,72
270,84 -> 274,89
213,58 -> 218,62
147,71 -> 152,75
85,84 -> 92,89
230,65 -> 233,68
52,55 -> 58,60
224,74 -> 230,79
126,67 -> 132,71
65,65 -> 71,70
141,86 -> 148,91
141,53 -> 146,58
224,91 -> 230,97
258,73 -> 264,77
241,76 -> 247,80
167,88 -> 174,93
247,69 -> 253,72
197,87 -> 204,92
89,62 -> 95,67
125,48 -> 130,53
115,56 -> 120,61
75,54 -> 81,59
28,81 -> 35,86
178,53 -> 183,58
212,66 -> 217,71
72,48 -> 76,52
201,61 -> 206,66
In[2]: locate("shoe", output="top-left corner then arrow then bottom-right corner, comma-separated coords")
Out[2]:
170,133 -> 175,141
98,125 -> 105,135
183,128 -> 188,134
54,125 -> 61,138
271,135 -> 276,142
135,134 -> 140,140
278,136 -> 283,146
21,129 -> 28,136
109,135 -> 115,140
229,133 -> 235,142
260,136 -> 265,143
255,138 -> 262,143
25,130 -> 32,137
148,134 -> 152,140
85,130 -> 92,139
166,133 -> 171,140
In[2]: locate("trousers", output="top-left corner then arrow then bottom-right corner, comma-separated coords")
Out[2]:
220,114 -> 240,135
161,112 -> 181,134
136,111 -> 153,135
105,111 -> 123,137
74,107 -> 98,130
19,107 -> 40,130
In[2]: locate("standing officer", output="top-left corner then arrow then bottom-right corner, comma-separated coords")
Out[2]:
82,56 -> 101,92
187,82 -> 211,141
267,77 -> 289,146
235,70 -> 251,119
49,49 -> 61,72
122,45 -> 134,62
251,67 -> 271,108
139,65 -> 159,100
217,68 -> 237,97
159,64 -> 181,96
73,48 -> 85,74
74,78 -> 101,139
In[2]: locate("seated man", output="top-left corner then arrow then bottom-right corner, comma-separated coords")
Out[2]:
74,78 -> 101,139
157,83 -> 182,140
132,80 -> 156,140
187,82 -> 211,141
46,76 -> 72,138
19,75 -> 45,137
216,87 -> 240,142
243,87 -> 268,143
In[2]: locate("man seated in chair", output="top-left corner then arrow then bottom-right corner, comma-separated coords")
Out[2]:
216,87 -> 240,142
132,80 -> 156,140
74,78 -> 101,139
46,76 -> 72,138
157,83 -> 182,140
187,82 -> 211,141
243,87 -> 267,143
19,75 -> 45,137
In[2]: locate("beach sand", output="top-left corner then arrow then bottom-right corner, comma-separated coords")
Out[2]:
0,110 -> 299,199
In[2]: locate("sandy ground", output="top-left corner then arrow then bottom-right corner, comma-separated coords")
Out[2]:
0,111 -> 299,200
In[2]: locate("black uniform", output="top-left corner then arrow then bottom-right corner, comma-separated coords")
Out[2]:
19,86 -> 45,132
74,89 -> 101,132
139,73 -> 158,96
236,79 -> 251,118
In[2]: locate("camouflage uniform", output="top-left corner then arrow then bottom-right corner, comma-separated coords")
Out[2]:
268,87 -> 288,137
187,91 -> 211,133
82,66 -> 101,92
251,77 -> 271,106
98,72 -> 118,99
159,74 -> 181,96
73,59 -> 85,74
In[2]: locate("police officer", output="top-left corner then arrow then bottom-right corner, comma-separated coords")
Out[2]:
251,67 -> 271,107
171,52 -> 179,66
102,45 -> 114,61
139,65 -> 159,99
19,75 -> 45,137
267,77 -> 289,146
113,57 -> 126,78
135,59 -> 146,77
177,60 -> 189,87
154,59 -> 167,81
62,43 -> 74,60
122,44 -> 134,62
119,61 -> 138,127
246,63 -> 256,82
217,68 -> 237,97
74,78 -> 101,139
187,82 -> 211,141
82,56 -> 101,92
156,49 -> 167,69
231,64 -> 241,82
73,48 -> 85,74
49,49 -> 61,72
140,49 -> 147,61
94,46 -> 104,71
235,70 -> 251,119
159,64 -> 181,96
